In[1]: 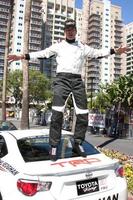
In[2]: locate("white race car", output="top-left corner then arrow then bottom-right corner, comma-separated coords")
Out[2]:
0,129 -> 127,200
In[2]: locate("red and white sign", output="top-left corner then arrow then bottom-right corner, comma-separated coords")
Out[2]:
88,113 -> 105,128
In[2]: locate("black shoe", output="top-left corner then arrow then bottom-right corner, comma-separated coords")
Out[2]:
49,146 -> 58,161
73,143 -> 87,157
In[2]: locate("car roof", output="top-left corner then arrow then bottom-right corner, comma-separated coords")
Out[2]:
0,128 -> 73,140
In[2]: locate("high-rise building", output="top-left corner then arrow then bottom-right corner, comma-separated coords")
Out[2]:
9,0 -> 43,71
41,0 -> 75,78
0,0 -> 11,80
75,8 -> 82,40
1,0 -> 76,79
82,0 -> 123,94
124,22 -> 133,75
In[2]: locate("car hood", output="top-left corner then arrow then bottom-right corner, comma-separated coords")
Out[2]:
22,153 -> 118,176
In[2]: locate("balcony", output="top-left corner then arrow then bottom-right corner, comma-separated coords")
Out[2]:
114,29 -> 122,34
31,8 -> 41,14
32,1 -> 41,7
89,22 -> 100,28
31,20 -> 42,26
0,7 -> 9,13
30,26 -> 41,32
30,40 -> 41,44
88,33 -> 100,39
88,28 -> 101,35
87,72 -> 99,78
0,41 -> 5,46
32,14 -> 41,20
89,14 -> 100,21
89,37 -> 100,42
0,14 -> 8,19
114,19 -> 123,27
0,1 -> 10,6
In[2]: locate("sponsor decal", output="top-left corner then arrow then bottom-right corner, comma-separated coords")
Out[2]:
99,178 -> 108,191
76,178 -> 99,195
0,160 -> 19,175
51,158 -> 101,167
98,193 -> 119,200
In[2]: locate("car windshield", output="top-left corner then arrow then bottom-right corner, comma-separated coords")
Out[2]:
17,135 -> 100,162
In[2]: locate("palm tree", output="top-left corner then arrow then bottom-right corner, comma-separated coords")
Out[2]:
21,0 -> 32,129
2,0 -> 14,121
106,75 -> 133,111
92,74 -> 133,114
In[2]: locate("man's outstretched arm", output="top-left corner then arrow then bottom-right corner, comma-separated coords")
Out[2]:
7,54 -> 26,62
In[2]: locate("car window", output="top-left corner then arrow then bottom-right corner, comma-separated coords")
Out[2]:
17,136 -> 50,162
17,135 -> 100,162
0,121 -> 17,131
8,122 -> 17,130
59,137 -> 100,159
0,135 -> 8,158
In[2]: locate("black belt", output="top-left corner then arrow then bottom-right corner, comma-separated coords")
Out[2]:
57,72 -> 81,78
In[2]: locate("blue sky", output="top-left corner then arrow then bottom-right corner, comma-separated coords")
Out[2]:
75,0 -> 133,24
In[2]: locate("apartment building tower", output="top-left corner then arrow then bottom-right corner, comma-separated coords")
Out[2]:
1,0 -> 76,79
9,0 -> 43,71
124,22 -> 133,75
42,0 -> 75,78
75,8 -> 82,40
0,0 -> 11,80
82,0 -> 123,94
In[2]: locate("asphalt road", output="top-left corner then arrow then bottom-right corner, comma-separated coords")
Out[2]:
86,132 -> 133,157
10,118 -> 133,157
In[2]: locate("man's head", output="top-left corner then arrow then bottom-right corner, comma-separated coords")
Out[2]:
64,19 -> 77,41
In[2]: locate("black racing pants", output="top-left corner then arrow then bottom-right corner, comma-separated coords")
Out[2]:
49,73 -> 88,146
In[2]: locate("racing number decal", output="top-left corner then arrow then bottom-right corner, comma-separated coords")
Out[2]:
0,160 -> 19,175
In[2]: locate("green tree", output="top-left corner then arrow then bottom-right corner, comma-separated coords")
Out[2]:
91,90 -> 111,113
29,70 -> 52,103
7,70 -> 23,106
92,74 -> 133,113
105,74 -> 133,110
7,69 -> 52,105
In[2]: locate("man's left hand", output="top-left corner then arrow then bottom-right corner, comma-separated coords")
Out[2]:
116,46 -> 131,54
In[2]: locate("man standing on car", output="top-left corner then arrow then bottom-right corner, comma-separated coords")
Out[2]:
8,19 -> 130,161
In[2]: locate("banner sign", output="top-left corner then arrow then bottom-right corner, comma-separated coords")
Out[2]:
88,113 -> 105,128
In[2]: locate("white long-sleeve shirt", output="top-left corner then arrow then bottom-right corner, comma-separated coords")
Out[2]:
29,40 -> 111,75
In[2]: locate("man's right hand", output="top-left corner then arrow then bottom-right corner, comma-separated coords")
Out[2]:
7,54 -> 25,62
